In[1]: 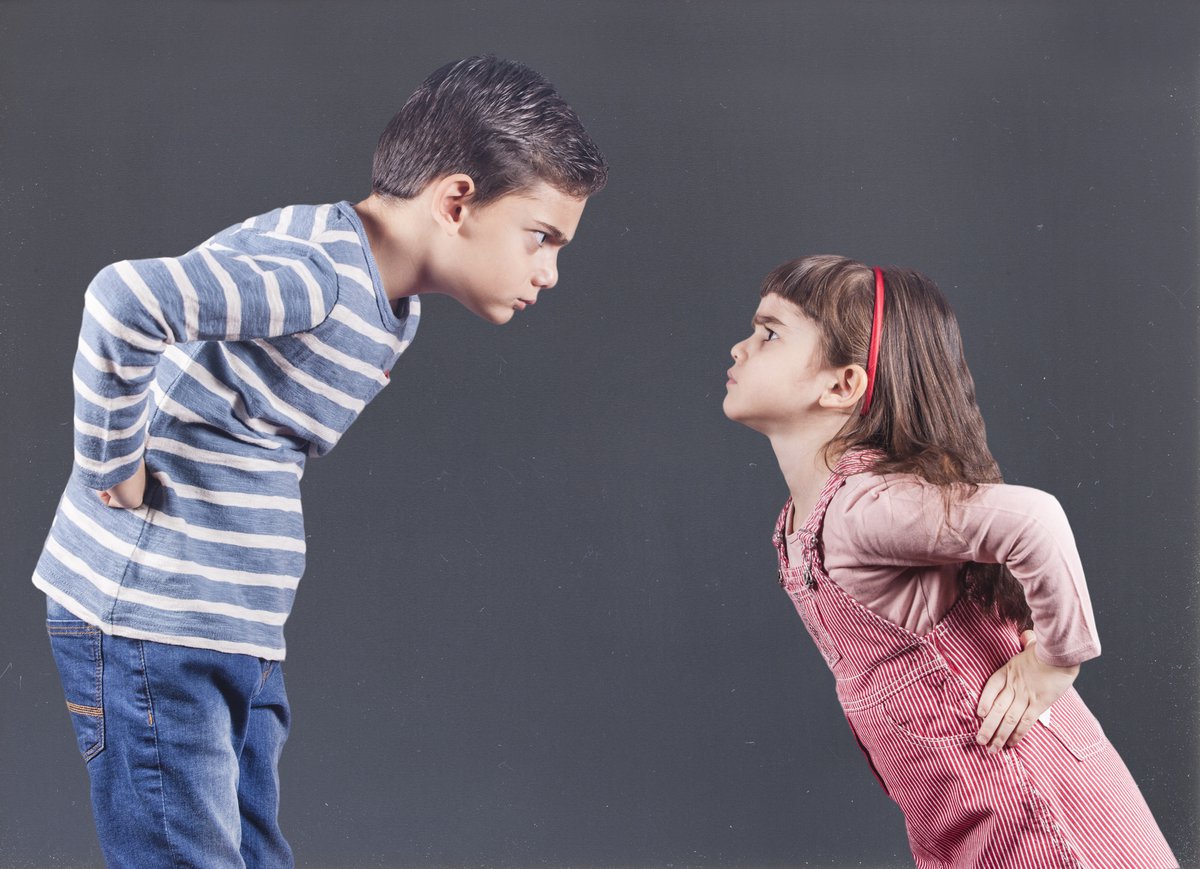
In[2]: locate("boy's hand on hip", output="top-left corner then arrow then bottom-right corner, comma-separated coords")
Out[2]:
975,629 -> 1078,753
98,458 -> 147,509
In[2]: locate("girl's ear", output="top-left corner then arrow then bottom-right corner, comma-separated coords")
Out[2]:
819,363 -> 868,411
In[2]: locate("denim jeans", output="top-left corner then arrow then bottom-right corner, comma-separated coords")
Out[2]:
45,597 -> 294,868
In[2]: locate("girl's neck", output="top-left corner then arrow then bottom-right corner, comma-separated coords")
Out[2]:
769,425 -> 846,534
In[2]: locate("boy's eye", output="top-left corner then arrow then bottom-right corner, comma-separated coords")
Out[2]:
533,230 -> 548,246
764,328 -> 778,341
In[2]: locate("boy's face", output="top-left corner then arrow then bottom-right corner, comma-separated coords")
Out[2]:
443,181 -> 587,324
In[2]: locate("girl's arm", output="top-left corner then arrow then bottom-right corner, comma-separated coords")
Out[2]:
826,473 -> 1101,667
826,473 -> 1101,752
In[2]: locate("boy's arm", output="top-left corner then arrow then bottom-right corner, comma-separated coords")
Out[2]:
830,475 -> 1101,667
72,227 -> 339,492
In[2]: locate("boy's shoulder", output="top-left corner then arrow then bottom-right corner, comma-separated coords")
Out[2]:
198,201 -> 415,337
205,201 -> 357,249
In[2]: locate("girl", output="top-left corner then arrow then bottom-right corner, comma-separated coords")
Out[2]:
723,255 -> 1177,868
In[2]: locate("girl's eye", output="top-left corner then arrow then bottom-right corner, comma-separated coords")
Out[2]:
764,328 -> 778,341
533,230 -> 547,246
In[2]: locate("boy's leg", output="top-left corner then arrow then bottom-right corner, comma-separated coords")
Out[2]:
46,597 -> 265,868
236,660 -> 294,867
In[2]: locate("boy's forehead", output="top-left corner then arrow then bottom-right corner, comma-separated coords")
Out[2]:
503,182 -> 587,235
510,180 -> 575,203
511,182 -> 586,211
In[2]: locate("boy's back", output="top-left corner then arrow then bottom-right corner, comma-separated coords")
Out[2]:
35,202 -> 420,659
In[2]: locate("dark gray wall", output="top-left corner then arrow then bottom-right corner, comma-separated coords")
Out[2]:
2,2 -> 1196,867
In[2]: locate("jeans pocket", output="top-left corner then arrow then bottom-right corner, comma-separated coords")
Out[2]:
47,613 -> 106,762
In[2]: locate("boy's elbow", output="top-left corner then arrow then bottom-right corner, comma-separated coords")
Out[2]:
85,263 -> 121,300
83,264 -> 131,322
84,261 -> 172,344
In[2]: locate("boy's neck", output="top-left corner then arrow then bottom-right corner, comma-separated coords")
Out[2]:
769,422 -> 847,533
352,193 -> 431,304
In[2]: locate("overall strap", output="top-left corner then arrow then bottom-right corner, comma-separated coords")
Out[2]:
790,448 -> 887,588
771,498 -> 793,564
800,449 -> 887,536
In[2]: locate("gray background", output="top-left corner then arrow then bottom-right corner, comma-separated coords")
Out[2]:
1,1 -> 1197,867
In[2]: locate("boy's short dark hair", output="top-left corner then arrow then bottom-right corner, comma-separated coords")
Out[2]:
372,55 -> 608,206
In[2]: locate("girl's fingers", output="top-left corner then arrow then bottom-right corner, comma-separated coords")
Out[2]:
988,696 -> 1030,753
1005,708 -> 1040,748
976,668 -> 1007,720
976,685 -> 1015,747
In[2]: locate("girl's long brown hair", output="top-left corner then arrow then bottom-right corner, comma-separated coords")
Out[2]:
763,255 -> 1032,630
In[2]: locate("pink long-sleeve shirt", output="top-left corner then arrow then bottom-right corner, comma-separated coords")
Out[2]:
784,472 -> 1101,667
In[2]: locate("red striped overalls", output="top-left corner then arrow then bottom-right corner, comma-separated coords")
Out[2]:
775,450 -> 1178,868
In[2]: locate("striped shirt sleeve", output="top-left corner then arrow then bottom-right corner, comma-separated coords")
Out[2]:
72,227 -> 340,491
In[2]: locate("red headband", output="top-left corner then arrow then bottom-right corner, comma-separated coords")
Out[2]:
860,266 -> 885,416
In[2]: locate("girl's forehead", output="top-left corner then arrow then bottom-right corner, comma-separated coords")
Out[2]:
755,294 -> 805,322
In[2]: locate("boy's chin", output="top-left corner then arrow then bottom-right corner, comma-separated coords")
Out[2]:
463,301 -> 516,325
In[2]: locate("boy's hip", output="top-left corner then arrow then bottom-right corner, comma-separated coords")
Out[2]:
34,559 -> 294,661
45,595 -> 292,866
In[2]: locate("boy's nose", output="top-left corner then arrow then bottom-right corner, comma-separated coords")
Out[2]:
534,263 -> 557,289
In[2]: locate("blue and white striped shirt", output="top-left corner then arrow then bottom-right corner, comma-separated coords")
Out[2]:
33,202 -> 420,659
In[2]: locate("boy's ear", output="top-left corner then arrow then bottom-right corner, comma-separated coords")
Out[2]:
819,364 -> 869,411
429,173 -> 477,235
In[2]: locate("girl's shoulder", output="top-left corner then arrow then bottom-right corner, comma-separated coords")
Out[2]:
829,470 -> 1067,538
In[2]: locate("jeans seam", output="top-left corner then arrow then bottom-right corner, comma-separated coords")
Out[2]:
137,639 -> 183,868
91,629 -> 105,760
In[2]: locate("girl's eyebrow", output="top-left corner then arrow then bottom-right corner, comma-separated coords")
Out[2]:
752,314 -> 787,329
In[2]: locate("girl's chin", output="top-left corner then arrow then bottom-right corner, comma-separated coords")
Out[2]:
721,402 -> 760,430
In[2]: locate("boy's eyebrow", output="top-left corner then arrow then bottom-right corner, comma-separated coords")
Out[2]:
533,221 -> 570,246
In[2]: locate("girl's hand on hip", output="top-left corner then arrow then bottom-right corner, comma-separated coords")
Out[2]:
975,630 -> 1078,753
98,457 -> 147,509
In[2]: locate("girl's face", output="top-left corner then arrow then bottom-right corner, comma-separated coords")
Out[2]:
723,294 -> 830,434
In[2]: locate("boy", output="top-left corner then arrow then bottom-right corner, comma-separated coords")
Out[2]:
35,55 -> 607,867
